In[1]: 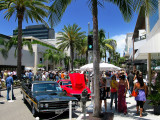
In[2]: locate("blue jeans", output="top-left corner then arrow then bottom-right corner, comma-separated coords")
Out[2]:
7,87 -> 11,100
110,92 -> 117,109
129,86 -> 133,95
7,86 -> 14,100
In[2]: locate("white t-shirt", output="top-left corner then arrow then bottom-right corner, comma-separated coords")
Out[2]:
42,74 -> 46,81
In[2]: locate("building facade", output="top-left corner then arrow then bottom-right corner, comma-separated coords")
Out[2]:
13,24 -> 55,39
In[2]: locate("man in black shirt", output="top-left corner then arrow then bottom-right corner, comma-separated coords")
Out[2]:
127,70 -> 134,97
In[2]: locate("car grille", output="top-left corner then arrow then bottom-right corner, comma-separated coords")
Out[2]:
48,101 -> 69,109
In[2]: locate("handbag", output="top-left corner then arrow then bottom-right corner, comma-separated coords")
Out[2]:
132,90 -> 138,97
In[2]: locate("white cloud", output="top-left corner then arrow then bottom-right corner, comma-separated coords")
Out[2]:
111,34 -> 126,57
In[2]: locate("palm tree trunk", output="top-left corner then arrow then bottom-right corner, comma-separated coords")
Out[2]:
17,15 -> 23,80
92,0 -> 100,117
70,44 -> 74,71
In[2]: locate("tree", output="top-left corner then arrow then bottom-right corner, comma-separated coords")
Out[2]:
49,0 -> 134,117
56,24 -> 86,71
0,0 -> 49,80
43,49 -> 64,69
47,0 -> 157,117
98,30 -> 116,62
0,36 -> 9,59
90,29 -> 114,62
0,36 -> 33,58
76,36 -> 88,62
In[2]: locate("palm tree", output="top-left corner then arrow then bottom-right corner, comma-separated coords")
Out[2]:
77,37 -> 88,62
0,36 -> 9,59
49,0 -> 134,116
7,36 -> 33,57
98,29 -> 115,62
43,49 -> 64,69
49,0 -> 157,117
56,24 -> 86,71
0,0 -> 49,80
0,36 -> 33,58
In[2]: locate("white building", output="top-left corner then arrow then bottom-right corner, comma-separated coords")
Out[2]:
0,35 -> 58,74
124,33 -> 133,59
0,32 -> 83,73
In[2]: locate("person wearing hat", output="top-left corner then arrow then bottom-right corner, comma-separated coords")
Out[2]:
5,73 -> 15,100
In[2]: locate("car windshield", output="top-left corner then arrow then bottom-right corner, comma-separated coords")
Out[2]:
33,83 -> 62,92
63,81 -> 71,85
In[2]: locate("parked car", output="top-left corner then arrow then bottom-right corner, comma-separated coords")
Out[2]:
57,73 -> 91,100
21,81 -> 78,117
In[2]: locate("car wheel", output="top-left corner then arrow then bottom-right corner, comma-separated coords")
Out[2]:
32,105 -> 38,117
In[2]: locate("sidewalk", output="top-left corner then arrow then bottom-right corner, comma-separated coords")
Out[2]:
85,93 -> 160,120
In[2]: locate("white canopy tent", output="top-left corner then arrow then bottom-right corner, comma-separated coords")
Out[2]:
80,63 -> 122,71
155,66 -> 160,70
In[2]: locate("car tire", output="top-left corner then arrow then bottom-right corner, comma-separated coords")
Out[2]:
32,105 -> 38,117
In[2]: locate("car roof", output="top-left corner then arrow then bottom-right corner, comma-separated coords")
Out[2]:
32,81 -> 57,84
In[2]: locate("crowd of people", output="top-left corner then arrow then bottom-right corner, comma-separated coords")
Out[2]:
0,69 -> 158,117
99,69 -> 157,117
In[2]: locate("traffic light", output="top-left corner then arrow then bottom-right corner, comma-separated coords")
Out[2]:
88,35 -> 93,50
40,58 -> 42,63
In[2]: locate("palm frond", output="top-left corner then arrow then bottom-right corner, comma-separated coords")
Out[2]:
133,0 -> 158,16
0,48 -> 8,59
49,0 -> 72,28
32,40 -> 58,51
106,0 -> 134,22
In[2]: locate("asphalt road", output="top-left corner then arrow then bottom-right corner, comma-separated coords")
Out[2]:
0,88 -> 90,120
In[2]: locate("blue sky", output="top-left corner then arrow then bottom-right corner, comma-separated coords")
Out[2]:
0,1 -> 138,56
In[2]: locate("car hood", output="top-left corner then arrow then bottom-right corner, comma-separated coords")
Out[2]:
69,73 -> 86,90
33,92 -> 77,102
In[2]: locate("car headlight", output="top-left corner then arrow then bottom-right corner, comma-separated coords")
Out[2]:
45,103 -> 48,108
40,104 -> 44,108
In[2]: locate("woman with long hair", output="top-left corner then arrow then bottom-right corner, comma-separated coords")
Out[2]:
118,75 -> 127,114
133,73 -> 147,117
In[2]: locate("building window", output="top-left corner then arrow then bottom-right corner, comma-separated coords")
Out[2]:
149,0 -> 159,31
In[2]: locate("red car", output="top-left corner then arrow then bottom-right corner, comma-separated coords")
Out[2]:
57,73 -> 91,100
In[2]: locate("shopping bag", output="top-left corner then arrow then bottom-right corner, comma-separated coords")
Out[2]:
132,90 -> 138,97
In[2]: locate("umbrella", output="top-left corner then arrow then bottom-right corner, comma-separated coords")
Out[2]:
80,63 -> 121,71
25,67 -> 32,70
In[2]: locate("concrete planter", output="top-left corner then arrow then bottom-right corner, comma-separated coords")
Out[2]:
154,105 -> 160,115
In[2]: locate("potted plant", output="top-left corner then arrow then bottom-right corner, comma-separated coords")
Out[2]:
148,72 -> 160,115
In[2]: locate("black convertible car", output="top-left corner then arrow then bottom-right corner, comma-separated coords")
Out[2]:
21,81 -> 78,117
